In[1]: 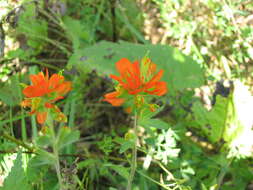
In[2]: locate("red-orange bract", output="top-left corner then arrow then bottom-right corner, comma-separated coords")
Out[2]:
103,58 -> 167,108
21,70 -> 71,124
23,70 -> 71,100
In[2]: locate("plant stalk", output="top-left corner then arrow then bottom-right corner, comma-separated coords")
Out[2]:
1,131 -> 34,152
53,143 -> 63,190
216,158 -> 233,190
126,112 -> 138,190
47,118 -> 63,190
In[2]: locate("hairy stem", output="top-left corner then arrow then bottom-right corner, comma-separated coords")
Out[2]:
53,143 -> 63,190
127,112 -> 138,190
47,118 -> 63,190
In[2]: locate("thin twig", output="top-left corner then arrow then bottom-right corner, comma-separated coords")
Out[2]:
1,131 -> 34,152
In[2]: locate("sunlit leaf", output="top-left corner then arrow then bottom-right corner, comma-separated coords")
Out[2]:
140,118 -> 169,130
192,81 -> 253,158
68,41 -> 204,95
1,152 -> 31,190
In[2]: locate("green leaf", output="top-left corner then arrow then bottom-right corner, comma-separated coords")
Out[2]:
6,49 -> 31,60
192,95 -> 232,143
57,128 -> 80,150
97,136 -> 114,155
0,75 -> 22,106
104,163 -> 129,179
119,140 -> 134,154
35,135 -> 52,147
30,150 -> 55,166
17,3 -> 47,50
63,16 -> 90,50
77,159 -> 98,169
69,41 -> 204,95
140,118 -> 169,130
191,81 -> 253,158
26,157 -> 48,183
1,152 -> 31,190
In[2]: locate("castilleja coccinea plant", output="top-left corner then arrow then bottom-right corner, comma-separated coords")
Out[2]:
103,57 -> 167,112
21,69 -> 71,124
21,70 -> 75,189
103,57 -> 167,190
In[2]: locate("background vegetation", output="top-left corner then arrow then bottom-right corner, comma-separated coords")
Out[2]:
0,0 -> 252,189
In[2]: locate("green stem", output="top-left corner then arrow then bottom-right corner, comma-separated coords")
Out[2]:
216,158 -> 233,190
127,112 -> 138,190
53,143 -> 63,190
46,118 -> 63,190
1,131 -> 34,152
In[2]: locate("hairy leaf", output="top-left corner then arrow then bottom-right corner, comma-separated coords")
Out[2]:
68,41 -> 204,95
1,152 -> 31,190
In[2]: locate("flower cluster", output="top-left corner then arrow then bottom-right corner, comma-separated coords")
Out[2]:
103,58 -> 167,112
21,57 -> 167,124
21,70 -> 71,124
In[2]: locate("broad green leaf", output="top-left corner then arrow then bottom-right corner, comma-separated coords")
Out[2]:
68,41 -> 204,95
1,152 -> 31,190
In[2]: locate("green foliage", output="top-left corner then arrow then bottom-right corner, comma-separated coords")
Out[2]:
191,81 -> 253,158
115,0 -> 145,42
0,75 -> 22,106
97,135 -> 115,155
69,41 -> 205,95
104,163 -> 129,179
63,16 -> 91,50
192,95 -> 231,143
140,118 -> 169,130
0,0 -> 252,189
17,3 -> 48,51
118,138 -> 134,154
1,152 -> 31,190
57,127 -> 80,150
26,157 -> 49,184
152,0 -> 253,79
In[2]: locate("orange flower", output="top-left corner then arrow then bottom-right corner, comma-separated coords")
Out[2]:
23,69 -> 71,100
103,91 -> 125,106
21,70 -> 71,124
103,58 -> 167,107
